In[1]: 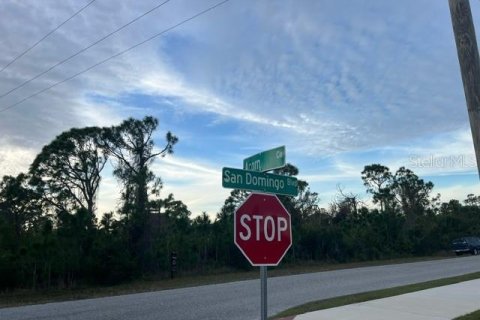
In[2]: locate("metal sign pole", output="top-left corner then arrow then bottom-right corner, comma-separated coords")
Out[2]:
260,266 -> 267,320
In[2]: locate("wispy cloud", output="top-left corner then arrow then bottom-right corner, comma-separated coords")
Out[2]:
0,0 -> 478,217
0,139 -> 37,176
151,155 -> 229,217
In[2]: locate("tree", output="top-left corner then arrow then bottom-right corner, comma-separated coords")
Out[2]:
192,212 -> 212,269
92,212 -> 134,285
295,188 -> 321,222
101,117 -> 177,218
273,163 -> 309,227
0,173 -> 43,244
148,194 -> 193,272
216,189 -> 248,222
331,186 -> 361,222
361,164 -> 394,212
214,189 -> 250,269
101,116 -> 178,272
0,173 -> 47,289
162,193 -> 191,231
29,127 -> 107,224
391,167 -> 434,228
464,194 -> 480,207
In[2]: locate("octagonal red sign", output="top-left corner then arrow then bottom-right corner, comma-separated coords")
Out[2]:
234,193 -> 292,266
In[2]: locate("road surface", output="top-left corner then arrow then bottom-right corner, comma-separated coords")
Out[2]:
1,256 -> 479,320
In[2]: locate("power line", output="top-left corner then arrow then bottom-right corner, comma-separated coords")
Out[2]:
0,0 -> 97,74
0,0 -> 230,113
0,0 -> 171,99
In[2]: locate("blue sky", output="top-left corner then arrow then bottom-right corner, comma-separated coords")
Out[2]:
0,0 -> 478,217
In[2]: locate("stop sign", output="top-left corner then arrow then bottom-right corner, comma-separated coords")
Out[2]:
234,193 -> 292,266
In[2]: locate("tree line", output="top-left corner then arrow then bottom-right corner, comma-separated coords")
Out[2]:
1,117 -> 479,291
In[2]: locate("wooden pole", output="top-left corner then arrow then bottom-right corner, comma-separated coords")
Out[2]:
449,0 -> 480,178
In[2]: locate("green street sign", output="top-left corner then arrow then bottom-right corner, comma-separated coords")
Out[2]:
243,146 -> 285,172
222,167 -> 298,196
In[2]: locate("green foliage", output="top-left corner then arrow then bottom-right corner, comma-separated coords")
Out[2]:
90,220 -> 135,285
100,116 -> 178,273
361,164 -> 394,211
29,127 -> 107,219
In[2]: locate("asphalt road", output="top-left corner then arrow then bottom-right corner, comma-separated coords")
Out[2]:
2,256 -> 480,320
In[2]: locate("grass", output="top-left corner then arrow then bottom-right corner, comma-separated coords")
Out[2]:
455,310 -> 480,320
0,253 -> 454,309
272,271 -> 480,319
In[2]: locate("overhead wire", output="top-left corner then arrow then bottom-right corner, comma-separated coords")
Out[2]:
0,0 -> 231,113
0,0 -> 171,99
0,0 -> 97,74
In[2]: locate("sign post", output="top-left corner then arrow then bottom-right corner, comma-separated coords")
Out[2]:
261,266 -> 267,320
243,146 -> 287,320
222,146 -> 294,320
234,192 -> 292,320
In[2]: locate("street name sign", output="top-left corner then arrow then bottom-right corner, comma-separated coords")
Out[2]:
234,193 -> 292,266
222,167 -> 298,196
243,146 -> 285,172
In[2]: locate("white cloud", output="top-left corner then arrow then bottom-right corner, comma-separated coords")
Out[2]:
434,184 -> 477,204
138,72 -> 298,130
152,155 -> 229,218
380,129 -> 477,177
96,174 -> 121,216
94,155 -> 230,220
73,100 -> 124,128
0,139 -> 37,176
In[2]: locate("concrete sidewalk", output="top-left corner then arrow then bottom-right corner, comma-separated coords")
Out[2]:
294,279 -> 480,320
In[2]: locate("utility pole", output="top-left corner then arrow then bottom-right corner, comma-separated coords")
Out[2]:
449,0 -> 480,178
